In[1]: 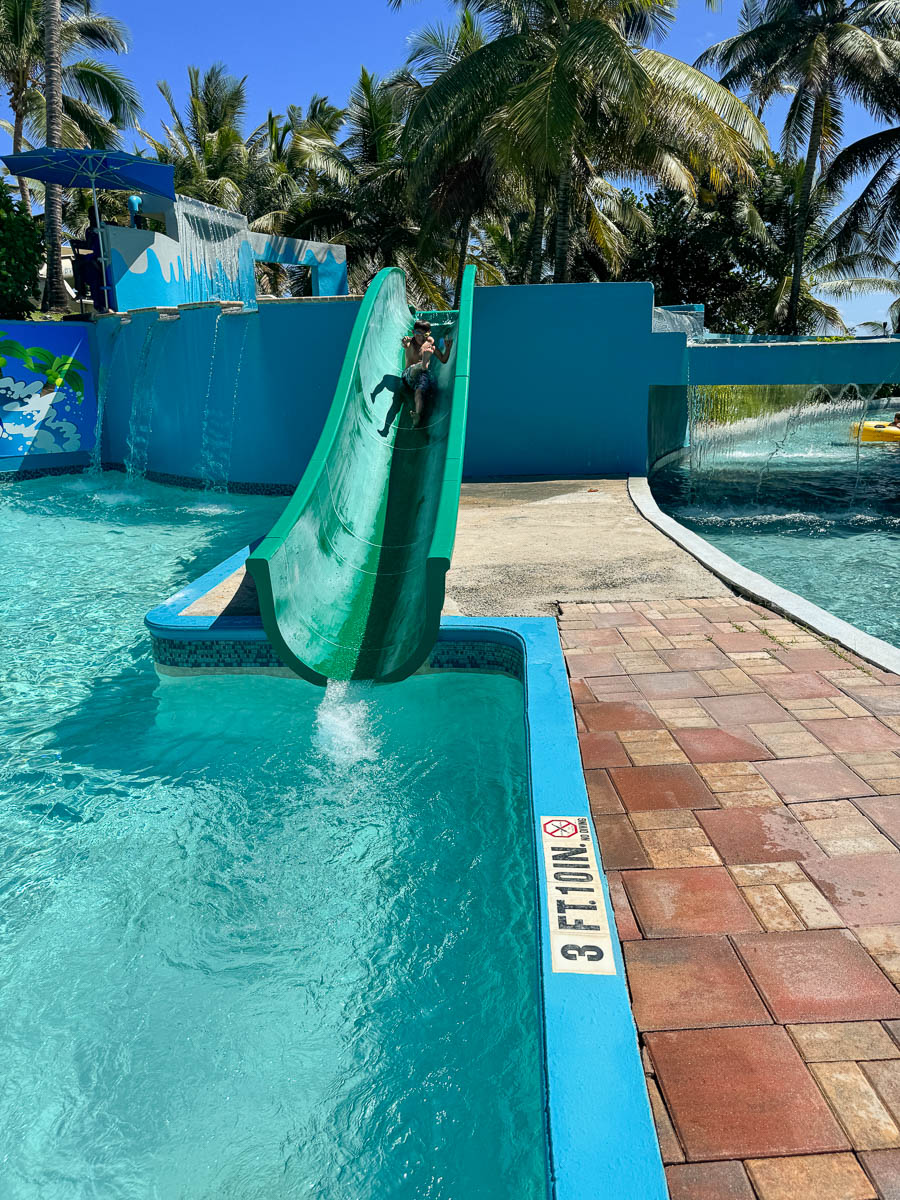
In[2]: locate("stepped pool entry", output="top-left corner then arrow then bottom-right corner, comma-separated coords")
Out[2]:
0,476 -> 548,1198
651,381 -> 900,649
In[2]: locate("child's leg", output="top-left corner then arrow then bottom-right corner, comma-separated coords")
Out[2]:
412,388 -> 424,426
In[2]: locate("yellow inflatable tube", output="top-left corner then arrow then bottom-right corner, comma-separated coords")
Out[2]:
851,420 -> 900,443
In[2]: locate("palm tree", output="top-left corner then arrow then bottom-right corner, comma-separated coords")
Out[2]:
749,159 -> 899,332
0,0 -> 140,212
698,0 -> 900,334
396,11 -> 521,305
42,0 -> 65,311
283,67 -> 457,307
143,64 -> 251,210
401,0 -> 768,284
826,116 -> 900,268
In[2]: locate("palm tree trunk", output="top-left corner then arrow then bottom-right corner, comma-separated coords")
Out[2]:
453,214 -> 471,308
43,0 -> 68,313
554,154 -> 573,284
528,181 -> 546,284
12,107 -> 33,214
786,93 -> 826,336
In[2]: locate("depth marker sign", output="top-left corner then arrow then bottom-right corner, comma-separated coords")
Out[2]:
540,816 -> 616,976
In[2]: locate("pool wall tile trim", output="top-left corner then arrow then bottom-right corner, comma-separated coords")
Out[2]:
145,563 -> 668,1200
630,474 -> 900,674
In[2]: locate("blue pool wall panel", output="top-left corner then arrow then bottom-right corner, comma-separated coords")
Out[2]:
95,282 -> 689,486
17,286 -> 900,487
465,282 -> 684,478
688,338 -> 900,386
98,300 -> 360,487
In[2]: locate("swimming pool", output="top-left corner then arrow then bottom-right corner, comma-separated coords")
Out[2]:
0,477 -> 547,1199
651,401 -> 900,649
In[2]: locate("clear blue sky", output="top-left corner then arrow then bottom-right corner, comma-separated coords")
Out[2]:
1,0 -> 893,326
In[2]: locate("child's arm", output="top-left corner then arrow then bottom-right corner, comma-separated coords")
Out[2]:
433,337 -> 453,364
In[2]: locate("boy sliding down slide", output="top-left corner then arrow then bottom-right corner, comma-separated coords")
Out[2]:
401,320 -> 452,428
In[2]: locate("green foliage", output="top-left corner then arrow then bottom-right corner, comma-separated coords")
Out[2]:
699,0 -> 900,333
618,186 -> 770,332
0,323 -> 86,398
618,156 -> 900,333
0,184 -> 43,320
25,347 -> 86,400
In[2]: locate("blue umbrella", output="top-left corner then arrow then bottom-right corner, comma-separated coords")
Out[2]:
1,148 -> 176,308
0,147 -> 174,200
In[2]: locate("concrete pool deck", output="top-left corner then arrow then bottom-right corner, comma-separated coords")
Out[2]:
565,595 -> 900,1199
181,478 -> 729,623
444,479 -> 729,615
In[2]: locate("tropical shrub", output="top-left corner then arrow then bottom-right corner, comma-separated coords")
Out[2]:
0,184 -> 43,320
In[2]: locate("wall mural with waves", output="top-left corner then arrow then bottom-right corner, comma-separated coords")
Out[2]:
106,196 -> 348,313
0,322 -> 97,466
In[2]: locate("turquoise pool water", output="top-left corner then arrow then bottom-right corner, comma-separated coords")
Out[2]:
652,404 -> 900,648
0,476 -> 546,1199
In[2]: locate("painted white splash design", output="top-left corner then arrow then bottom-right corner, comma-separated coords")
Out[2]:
0,381 -> 80,454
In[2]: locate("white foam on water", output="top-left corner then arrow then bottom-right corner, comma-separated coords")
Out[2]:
314,680 -> 380,766
179,502 -> 236,516
93,490 -> 143,507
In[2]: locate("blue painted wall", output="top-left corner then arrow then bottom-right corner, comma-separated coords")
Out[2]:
97,284 -> 691,487
0,319 -> 97,470
248,233 -> 348,298
78,283 -> 900,490
464,282 -> 685,477
97,300 -> 360,486
688,338 -> 900,386
106,200 -> 349,313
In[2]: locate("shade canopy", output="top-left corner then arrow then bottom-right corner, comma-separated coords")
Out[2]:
1,148 -> 175,200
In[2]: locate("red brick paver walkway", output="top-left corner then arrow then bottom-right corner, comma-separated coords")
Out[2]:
562,595 -> 900,1200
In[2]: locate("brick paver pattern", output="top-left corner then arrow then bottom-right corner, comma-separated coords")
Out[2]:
562,595 -> 900,1200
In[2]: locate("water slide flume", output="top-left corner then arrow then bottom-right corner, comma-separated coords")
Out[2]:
247,265 -> 475,684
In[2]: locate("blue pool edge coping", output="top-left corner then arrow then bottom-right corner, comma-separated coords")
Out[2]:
629,474 -> 900,676
144,559 -> 668,1200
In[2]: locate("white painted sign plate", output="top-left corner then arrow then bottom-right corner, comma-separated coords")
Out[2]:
540,815 -> 617,975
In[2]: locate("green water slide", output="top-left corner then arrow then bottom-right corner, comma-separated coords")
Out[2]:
246,265 -> 475,684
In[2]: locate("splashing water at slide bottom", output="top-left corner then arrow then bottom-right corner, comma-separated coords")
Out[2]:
0,476 -> 547,1200
314,679 -> 382,764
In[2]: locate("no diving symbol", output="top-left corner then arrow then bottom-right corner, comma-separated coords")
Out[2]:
543,818 -> 577,839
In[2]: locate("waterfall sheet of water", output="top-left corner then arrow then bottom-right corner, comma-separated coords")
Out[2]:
202,318 -> 249,493
124,319 -> 160,480
196,311 -> 223,488
90,320 -> 128,474
666,380 -> 900,517
175,197 -> 246,305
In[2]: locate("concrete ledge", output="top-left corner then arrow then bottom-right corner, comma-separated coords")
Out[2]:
629,475 -> 900,675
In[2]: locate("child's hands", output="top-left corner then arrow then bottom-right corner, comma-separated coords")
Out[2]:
401,336 -> 412,348
445,338 -> 453,350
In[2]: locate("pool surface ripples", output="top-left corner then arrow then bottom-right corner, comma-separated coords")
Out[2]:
0,476 -> 546,1200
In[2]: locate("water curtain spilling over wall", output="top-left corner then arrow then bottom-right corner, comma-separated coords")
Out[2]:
174,197 -> 256,309
657,381 -> 900,513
